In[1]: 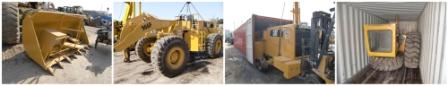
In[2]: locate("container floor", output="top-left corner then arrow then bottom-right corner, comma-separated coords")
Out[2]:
345,65 -> 422,84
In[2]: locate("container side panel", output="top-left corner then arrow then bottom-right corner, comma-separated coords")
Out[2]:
337,3 -> 387,83
418,2 -> 447,84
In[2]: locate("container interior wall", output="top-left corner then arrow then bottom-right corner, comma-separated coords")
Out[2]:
336,3 -> 388,83
418,2 -> 447,84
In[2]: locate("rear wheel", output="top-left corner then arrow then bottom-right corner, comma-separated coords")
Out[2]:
2,2 -> 20,44
135,37 -> 156,63
207,33 -> 223,58
151,36 -> 190,77
254,57 -> 269,72
369,56 -> 403,71
404,32 -> 421,68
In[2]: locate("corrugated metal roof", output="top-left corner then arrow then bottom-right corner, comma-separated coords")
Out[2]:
343,2 -> 427,21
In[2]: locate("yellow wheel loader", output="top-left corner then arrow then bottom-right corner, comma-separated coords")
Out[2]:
114,2 -> 223,77
363,17 -> 421,71
2,2 -> 89,75
246,2 -> 335,83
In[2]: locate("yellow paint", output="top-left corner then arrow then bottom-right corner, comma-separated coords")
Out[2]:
114,13 -> 175,52
398,35 -> 406,54
254,41 -> 264,60
363,23 -> 397,58
314,55 -> 334,84
273,56 -> 301,79
260,24 -> 301,79
166,46 -> 185,69
262,24 -> 297,60
189,32 -> 201,51
114,4 -> 222,59
22,11 -> 89,74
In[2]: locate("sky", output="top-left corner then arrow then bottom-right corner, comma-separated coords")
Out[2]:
113,2 -> 223,21
52,1 -> 112,13
224,0 -> 335,31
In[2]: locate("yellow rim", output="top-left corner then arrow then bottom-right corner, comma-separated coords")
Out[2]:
166,47 -> 185,69
214,39 -> 222,54
143,43 -> 153,57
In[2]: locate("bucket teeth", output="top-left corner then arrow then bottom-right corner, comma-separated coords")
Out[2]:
75,49 -> 87,55
47,67 -> 55,75
69,55 -> 77,59
63,56 -> 72,63
55,62 -> 64,69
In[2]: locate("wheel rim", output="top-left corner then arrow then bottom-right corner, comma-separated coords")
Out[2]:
143,43 -> 153,57
214,39 -> 222,55
166,47 -> 185,69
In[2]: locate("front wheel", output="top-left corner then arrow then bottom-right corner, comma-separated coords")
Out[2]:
151,36 -> 190,78
135,37 -> 156,63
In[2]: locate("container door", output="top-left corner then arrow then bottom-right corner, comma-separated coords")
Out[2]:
246,22 -> 254,64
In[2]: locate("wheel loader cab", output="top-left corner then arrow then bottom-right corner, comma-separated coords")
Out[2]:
363,23 -> 396,58
261,24 -> 302,79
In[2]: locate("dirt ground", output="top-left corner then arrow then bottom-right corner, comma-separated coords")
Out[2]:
224,43 -> 323,84
2,26 -> 112,84
113,47 -> 223,84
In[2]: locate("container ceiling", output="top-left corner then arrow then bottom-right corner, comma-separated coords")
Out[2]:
343,2 -> 427,21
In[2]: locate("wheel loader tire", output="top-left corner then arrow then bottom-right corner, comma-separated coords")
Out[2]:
207,33 -> 223,58
151,36 -> 190,78
2,2 -> 20,44
404,32 -> 421,68
369,56 -> 403,71
95,37 -> 99,48
255,57 -> 269,72
136,37 -> 156,63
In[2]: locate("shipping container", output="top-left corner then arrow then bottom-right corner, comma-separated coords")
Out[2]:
233,14 -> 292,64
336,2 -> 447,84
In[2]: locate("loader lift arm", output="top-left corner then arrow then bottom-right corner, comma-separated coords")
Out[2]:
114,14 -> 175,52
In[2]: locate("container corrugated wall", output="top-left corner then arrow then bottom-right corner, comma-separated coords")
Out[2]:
337,2 -> 448,84
418,2 -> 447,84
234,19 -> 250,56
336,3 -> 387,83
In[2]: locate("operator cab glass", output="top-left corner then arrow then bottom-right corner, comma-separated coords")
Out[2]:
368,30 -> 392,52
363,23 -> 396,58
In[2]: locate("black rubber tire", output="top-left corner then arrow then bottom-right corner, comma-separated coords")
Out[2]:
404,32 -> 421,68
207,33 -> 223,58
95,37 -> 99,48
2,2 -> 20,44
135,37 -> 156,63
151,36 -> 190,78
254,57 -> 269,72
301,60 -> 312,77
369,56 -> 403,71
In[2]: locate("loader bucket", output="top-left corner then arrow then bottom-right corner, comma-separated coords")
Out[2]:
21,11 -> 89,75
